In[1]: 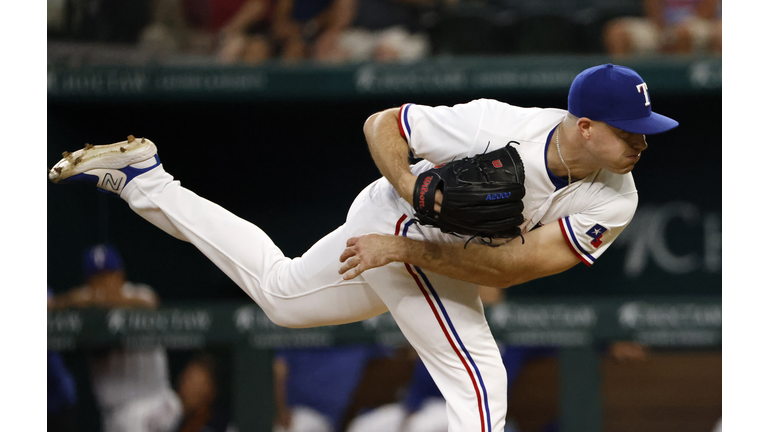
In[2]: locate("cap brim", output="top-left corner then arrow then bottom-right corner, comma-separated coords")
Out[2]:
606,112 -> 679,135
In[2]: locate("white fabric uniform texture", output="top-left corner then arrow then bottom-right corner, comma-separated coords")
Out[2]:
346,398 -> 449,432
90,346 -> 171,409
91,345 -> 182,432
118,99 -> 637,432
272,406 -> 334,432
88,283 -> 182,432
100,387 -> 182,432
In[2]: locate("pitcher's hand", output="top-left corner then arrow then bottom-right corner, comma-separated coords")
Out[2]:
339,234 -> 402,280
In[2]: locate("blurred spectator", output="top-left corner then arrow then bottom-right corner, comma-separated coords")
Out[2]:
139,0 -> 274,63
140,0 -> 363,63
322,0 -> 446,63
214,0 -> 276,64
48,287 -> 78,432
273,345 -> 383,432
48,0 -> 153,43
51,244 -> 183,432
603,0 -> 722,56
271,0 -> 356,62
175,352 -> 232,432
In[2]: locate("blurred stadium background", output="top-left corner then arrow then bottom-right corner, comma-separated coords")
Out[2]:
46,0 -> 721,431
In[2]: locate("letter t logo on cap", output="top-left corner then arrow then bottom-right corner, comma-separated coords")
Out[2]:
636,82 -> 650,107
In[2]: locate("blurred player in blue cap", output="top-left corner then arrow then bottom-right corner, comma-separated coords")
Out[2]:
51,244 -> 183,432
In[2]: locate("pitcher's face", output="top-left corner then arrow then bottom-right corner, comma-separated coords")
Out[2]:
588,122 -> 648,174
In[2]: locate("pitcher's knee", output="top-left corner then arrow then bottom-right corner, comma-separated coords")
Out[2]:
262,309 -> 316,329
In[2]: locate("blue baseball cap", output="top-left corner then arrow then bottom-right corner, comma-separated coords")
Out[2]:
82,244 -> 124,279
567,64 -> 679,135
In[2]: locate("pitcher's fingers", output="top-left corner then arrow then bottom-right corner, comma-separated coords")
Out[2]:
338,257 -> 355,275
339,246 -> 357,263
342,264 -> 365,280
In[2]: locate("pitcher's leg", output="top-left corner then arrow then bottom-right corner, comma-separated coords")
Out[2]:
49,137 -> 387,328
122,165 -> 388,327
363,264 -> 507,432
341,180 -> 508,432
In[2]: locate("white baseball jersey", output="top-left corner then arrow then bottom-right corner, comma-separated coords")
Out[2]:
115,99 -> 638,432
398,99 -> 637,266
87,283 -> 182,432
89,345 -> 170,410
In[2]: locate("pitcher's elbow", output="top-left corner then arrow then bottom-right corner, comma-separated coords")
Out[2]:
363,112 -> 380,137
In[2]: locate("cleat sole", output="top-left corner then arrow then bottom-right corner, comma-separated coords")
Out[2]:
49,136 -> 157,183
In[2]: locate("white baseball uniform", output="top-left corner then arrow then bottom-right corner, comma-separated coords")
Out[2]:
87,283 -> 183,432
118,98 -> 636,432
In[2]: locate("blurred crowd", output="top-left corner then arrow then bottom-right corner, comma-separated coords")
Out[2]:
47,0 -> 721,66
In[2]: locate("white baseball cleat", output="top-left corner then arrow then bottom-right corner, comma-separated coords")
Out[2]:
49,135 -> 160,195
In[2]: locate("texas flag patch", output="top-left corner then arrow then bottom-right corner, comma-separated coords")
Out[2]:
586,224 -> 607,248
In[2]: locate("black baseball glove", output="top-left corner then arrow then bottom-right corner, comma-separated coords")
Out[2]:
412,143 -> 526,239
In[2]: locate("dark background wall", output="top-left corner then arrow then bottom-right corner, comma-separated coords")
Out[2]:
47,92 -> 721,301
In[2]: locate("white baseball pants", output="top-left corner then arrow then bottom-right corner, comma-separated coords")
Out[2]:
121,164 -> 508,432
101,388 -> 182,432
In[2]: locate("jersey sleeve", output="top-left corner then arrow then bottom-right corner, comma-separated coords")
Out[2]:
558,191 -> 637,266
398,100 -> 486,164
